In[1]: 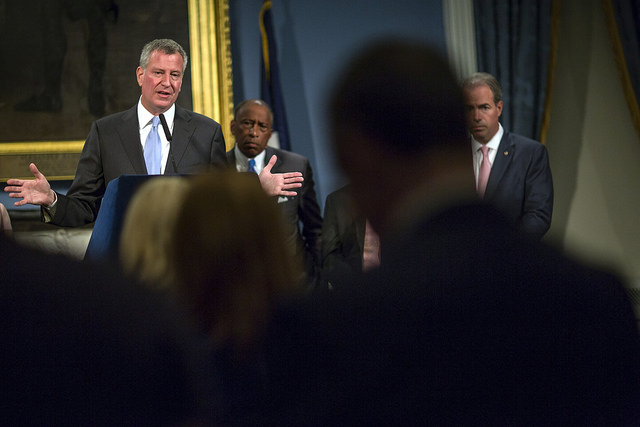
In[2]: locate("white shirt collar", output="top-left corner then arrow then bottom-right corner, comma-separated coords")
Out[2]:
137,98 -> 175,174
137,97 -> 176,131
471,123 -> 504,153
233,144 -> 267,174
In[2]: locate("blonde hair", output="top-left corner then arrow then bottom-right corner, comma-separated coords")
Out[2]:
170,170 -> 303,353
119,177 -> 190,290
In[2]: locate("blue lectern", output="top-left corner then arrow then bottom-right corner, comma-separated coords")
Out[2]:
84,175 -> 155,264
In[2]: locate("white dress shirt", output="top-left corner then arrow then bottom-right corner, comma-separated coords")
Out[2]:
233,145 -> 267,174
138,99 -> 175,174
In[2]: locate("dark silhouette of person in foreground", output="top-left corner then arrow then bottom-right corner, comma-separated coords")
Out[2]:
258,39 -> 640,426
2,232 -> 214,425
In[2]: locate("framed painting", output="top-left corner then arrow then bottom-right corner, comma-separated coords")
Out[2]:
0,0 -> 233,181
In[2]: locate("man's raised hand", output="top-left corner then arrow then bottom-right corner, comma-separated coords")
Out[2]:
258,155 -> 303,197
4,163 -> 56,207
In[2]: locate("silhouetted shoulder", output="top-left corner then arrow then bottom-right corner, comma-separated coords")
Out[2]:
1,236 -> 213,425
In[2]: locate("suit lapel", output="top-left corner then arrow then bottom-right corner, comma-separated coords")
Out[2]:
264,146 -> 282,171
170,105 -> 195,172
116,105 -> 147,174
485,131 -> 514,200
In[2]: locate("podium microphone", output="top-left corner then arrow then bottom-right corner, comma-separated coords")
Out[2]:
159,113 -> 178,174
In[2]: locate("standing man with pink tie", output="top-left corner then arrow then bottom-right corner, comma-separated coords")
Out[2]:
462,72 -> 553,240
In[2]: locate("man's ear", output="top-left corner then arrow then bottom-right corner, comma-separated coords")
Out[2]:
136,67 -> 144,87
496,100 -> 503,117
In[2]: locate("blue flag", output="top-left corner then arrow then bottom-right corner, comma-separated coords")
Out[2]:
259,0 -> 290,150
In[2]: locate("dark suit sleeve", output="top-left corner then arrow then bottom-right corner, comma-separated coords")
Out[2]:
298,159 -> 323,281
50,121 -> 106,226
321,188 -> 363,289
208,121 -> 228,167
520,142 -> 553,239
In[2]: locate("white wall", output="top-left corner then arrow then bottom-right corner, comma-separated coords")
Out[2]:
546,0 -> 640,282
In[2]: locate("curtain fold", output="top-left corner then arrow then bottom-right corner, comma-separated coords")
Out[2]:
260,0 -> 291,150
602,0 -> 640,140
473,0 -> 557,142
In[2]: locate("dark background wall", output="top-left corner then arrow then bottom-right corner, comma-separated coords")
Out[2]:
228,0 -> 447,208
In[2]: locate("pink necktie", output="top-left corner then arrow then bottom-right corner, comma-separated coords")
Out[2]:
362,220 -> 381,272
478,145 -> 491,198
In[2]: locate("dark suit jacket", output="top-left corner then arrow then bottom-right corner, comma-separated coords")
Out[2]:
227,146 -> 323,285
483,131 -> 553,240
1,235 -> 215,425
321,184 -> 366,290
51,104 -> 227,226
261,202 -> 640,425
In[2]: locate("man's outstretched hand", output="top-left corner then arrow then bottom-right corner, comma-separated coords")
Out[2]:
4,163 -> 56,207
259,155 -> 303,197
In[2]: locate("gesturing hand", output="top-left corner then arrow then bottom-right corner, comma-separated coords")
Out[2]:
258,155 -> 304,197
4,163 -> 56,207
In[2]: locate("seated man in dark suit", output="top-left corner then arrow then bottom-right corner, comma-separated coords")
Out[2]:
259,39 -> 640,425
5,38 -> 227,227
463,72 -> 554,240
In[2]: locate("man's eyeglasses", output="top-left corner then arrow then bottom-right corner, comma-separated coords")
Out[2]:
239,120 -> 270,133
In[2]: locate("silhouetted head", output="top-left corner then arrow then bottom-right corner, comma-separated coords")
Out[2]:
329,38 -> 470,235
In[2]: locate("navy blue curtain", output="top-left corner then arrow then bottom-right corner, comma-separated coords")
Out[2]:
603,0 -> 640,140
473,0 -> 557,142
259,0 -> 291,150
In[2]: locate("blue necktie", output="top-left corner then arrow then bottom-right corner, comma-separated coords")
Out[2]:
248,158 -> 257,174
144,116 -> 162,174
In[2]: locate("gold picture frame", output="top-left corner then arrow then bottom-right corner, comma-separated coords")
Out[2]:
0,0 -> 233,182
